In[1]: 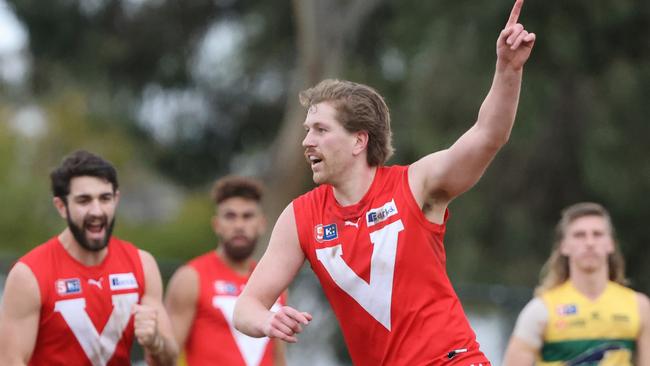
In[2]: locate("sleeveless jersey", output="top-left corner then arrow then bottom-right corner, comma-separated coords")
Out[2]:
185,252 -> 283,366
539,281 -> 640,365
293,165 -> 488,366
19,236 -> 145,366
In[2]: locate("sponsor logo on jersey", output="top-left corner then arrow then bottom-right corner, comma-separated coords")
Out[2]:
214,280 -> 240,296
366,200 -> 398,227
612,313 -> 630,322
88,277 -> 104,289
109,273 -> 138,291
556,303 -> 578,316
315,223 -> 338,242
56,278 -> 82,295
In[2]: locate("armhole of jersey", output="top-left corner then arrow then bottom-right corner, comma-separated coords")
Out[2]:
17,260 -> 45,308
187,261 -> 202,311
292,198 -> 311,257
512,297 -> 548,350
401,165 -> 448,234
133,246 -> 147,299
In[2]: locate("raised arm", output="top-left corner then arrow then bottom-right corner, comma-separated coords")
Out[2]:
409,0 -> 535,215
0,263 -> 41,366
135,250 -> 179,366
234,203 -> 312,343
163,265 -> 199,353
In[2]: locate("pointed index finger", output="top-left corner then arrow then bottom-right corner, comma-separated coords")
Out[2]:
506,0 -> 524,26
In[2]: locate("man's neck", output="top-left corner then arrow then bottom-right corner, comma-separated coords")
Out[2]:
569,267 -> 609,301
216,248 -> 253,276
332,165 -> 377,206
58,229 -> 108,266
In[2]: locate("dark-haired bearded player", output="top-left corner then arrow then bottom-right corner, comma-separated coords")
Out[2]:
0,150 -> 178,365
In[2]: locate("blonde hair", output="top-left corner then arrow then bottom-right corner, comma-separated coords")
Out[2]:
535,202 -> 627,295
299,79 -> 394,166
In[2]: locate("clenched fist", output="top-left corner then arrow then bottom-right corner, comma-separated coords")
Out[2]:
132,303 -> 163,353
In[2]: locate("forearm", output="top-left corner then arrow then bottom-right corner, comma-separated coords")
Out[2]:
234,294 -> 274,337
475,64 -> 523,147
145,334 -> 178,366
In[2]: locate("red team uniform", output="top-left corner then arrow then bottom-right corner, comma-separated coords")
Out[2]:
184,252 -> 283,366
19,237 -> 145,366
293,165 -> 490,366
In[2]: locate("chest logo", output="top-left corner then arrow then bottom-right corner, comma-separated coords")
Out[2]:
315,223 -> 338,242
88,278 -> 104,289
56,278 -> 82,296
366,200 -> 398,227
214,280 -> 240,296
556,303 -> 578,316
109,273 -> 138,291
344,218 -> 361,228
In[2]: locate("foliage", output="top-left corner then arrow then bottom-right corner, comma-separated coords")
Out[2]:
2,0 -> 649,295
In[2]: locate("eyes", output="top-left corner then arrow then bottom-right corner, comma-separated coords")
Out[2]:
222,211 -> 257,221
305,126 -> 327,133
73,193 -> 115,205
571,230 -> 605,239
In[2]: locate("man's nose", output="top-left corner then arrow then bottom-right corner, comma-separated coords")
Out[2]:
88,199 -> 103,215
302,131 -> 314,147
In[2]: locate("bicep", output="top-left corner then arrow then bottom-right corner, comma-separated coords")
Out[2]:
139,251 -> 175,338
410,124 -> 502,203
163,265 -> 198,347
241,204 -> 305,308
503,337 -> 538,366
503,297 -> 546,366
0,263 -> 41,364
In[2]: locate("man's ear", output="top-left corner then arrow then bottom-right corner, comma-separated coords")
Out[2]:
53,197 -> 67,219
352,130 -> 369,156
258,214 -> 268,236
559,240 -> 570,256
211,215 -> 220,234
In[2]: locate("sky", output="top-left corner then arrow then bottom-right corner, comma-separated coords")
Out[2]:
0,0 -> 28,85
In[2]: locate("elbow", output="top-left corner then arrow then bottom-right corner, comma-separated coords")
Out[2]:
489,129 -> 511,149
233,299 -> 244,332
233,296 -> 249,334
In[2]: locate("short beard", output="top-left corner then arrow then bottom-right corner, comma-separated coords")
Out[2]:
222,237 -> 257,262
66,206 -> 115,252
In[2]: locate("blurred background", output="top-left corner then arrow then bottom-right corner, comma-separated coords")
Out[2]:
1,0 -> 649,364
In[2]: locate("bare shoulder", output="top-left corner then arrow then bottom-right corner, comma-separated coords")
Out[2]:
267,202 -> 299,246
276,202 -> 297,228
6,262 -> 38,285
408,150 -> 452,204
138,249 -> 159,271
2,262 -> 41,312
638,292 -> 650,317
137,249 -> 164,298
166,265 -> 199,301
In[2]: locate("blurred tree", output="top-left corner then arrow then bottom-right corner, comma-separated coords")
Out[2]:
3,0 -> 649,293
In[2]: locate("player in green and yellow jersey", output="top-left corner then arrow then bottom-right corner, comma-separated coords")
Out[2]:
503,202 -> 650,365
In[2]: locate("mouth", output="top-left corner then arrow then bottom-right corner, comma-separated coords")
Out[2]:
305,152 -> 323,169
84,219 -> 107,241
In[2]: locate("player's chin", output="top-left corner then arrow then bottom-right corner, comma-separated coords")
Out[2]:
311,172 -> 328,185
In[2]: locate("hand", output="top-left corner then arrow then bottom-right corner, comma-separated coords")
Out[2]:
263,306 -> 312,343
497,0 -> 536,70
132,304 -> 163,353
